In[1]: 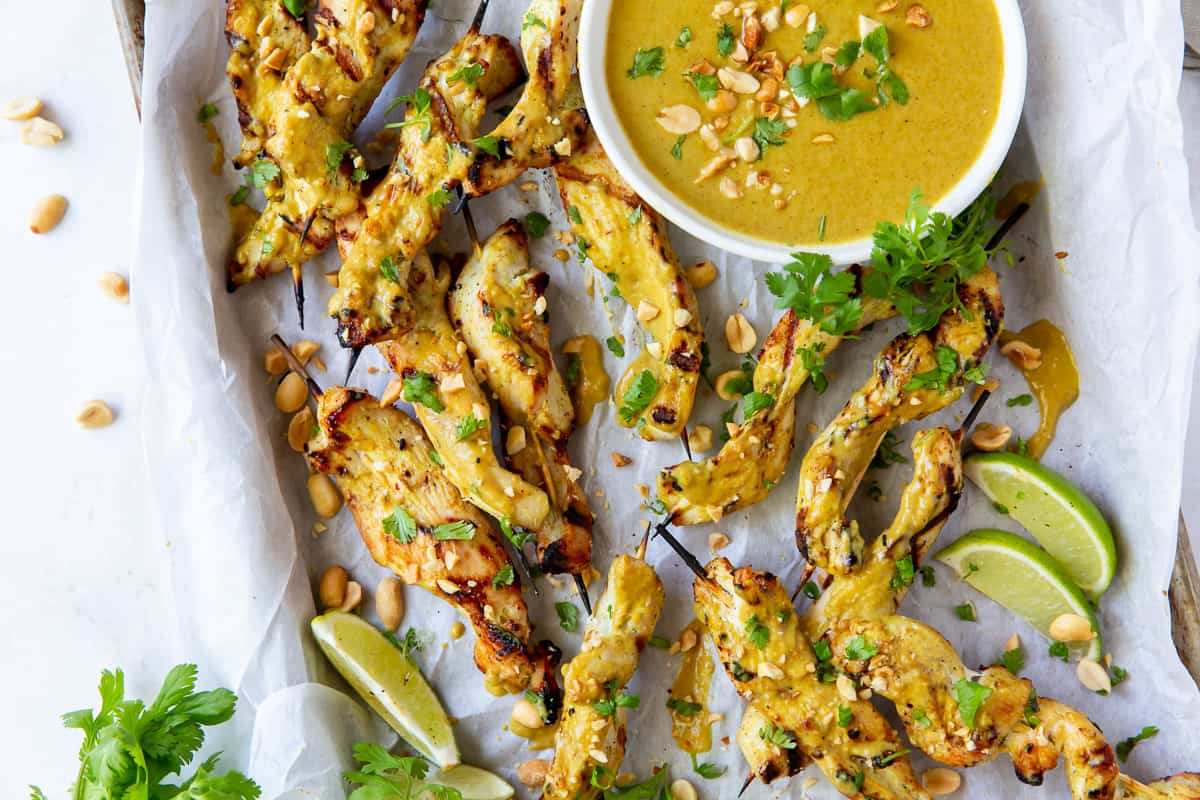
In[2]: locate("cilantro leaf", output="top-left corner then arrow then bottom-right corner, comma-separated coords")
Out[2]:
473,136 -> 504,159
671,135 -> 686,160
606,336 -> 626,358
920,565 -> 936,586
952,679 -> 993,728
953,602 -> 977,622
455,413 -> 488,441
862,25 -> 890,64
765,252 -> 862,336
691,754 -> 726,780
427,187 -> 453,208
618,370 -> 658,423
379,255 -> 401,283
803,22 -> 827,51
999,647 -> 1025,675
675,26 -> 693,48
1116,726 -> 1158,763
904,345 -> 960,393
567,205 -> 584,225
745,615 -> 770,649
816,88 -> 877,121
667,698 -> 703,716
798,343 -> 828,393
492,564 -> 515,588
1049,641 -> 1069,661
326,140 -> 354,173
626,47 -> 665,79
801,580 -> 821,600
912,708 -> 932,728
383,506 -> 417,543
838,705 -> 853,728
751,117 -> 788,156
758,724 -> 797,749
844,635 -> 878,660
282,0 -> 307,18
522,12 -> 547,30
448,62 -> 486,88
687,72 -> 721,101
1007,394 -> 1034,407
197,103 -> 219,124
716,24 -> 736,57
787,62 -> 840,101
432,521 -> 476,540
524,211 -> 551,238
247,158 -> 280,189
555,601 -> 580,632
401,372 -> 444,412
871,431 -> 908,468
384,88 -> 433,142
743,391 -> 773,419
835,41 -> 861,66
890,554 -> 915,590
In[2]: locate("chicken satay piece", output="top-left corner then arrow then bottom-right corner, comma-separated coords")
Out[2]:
228,0 -> 427,288
542,552 -> 664,800
376,251 -> 551,532
334,33 -> 523,257
447,220 -> 592,578
554,131 -> 704,441
737,425 -> 962,786
224,0 -> 310,166
306,385 -> 561,716
695,558 -> 929,800
796,267 -> 1003,575
329,0 -> 586,347
824,615 -> 1124,800
659,284 -> 896,525
1119,773 -> 1200,799
461,0 -> 588,197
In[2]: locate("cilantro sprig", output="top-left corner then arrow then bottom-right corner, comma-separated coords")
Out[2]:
626,47 -> 665,79
618,370 -> 658,423
346,742 -> 464,800
385,88 -> 434,142
35,665 -> 260,800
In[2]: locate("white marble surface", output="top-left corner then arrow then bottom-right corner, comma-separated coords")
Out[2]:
0,4 -> 1197,799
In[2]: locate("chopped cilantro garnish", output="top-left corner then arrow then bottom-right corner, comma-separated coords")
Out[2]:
743,391 -> 773,419
432,521 -> 475,540
687,72 -> 721,101
675,26 -> 693,48
716,24 -> 736,57
758,724 -> 796,749
745,615 -> 770,649
837,705 -> 853,728
667,697 -> 702,716
605,336 -> 625,358
844,635 -> 878,661
1007,394 -> 1034,407
454,413 -> 488,441
798,342 -> 828,393
953,602 -> 977,622
522,12 -> 547,30
1049,641 -> 1069,661
379,256 -> 401,283
492,564 -> 515,588
448,62 -> 486,88
671,135 -> 686,160
523,211 -> 551,238
383,506 -> 417,543
197,103 -> 219,123
555,601 -> 580,632
625,47 -> 665,79
803,22 -> 826,52
326,140 -> 354,173
1000,647 -> 1025,675
473,135 -> 503,158
764,252 -> 861,337
1116,726 -> 1158,762
890,555 -> 915,591
426,187 -> 453,208
618,370 -> 658,423
953,679 -> 993,728
401,372 -> 444,412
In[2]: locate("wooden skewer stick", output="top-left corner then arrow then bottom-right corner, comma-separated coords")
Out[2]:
344,346 -> 364,384
680,428 -> 693,462
651,519 -> 708,582
271,333 -> 323,399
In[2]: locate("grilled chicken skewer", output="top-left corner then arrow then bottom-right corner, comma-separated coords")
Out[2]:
659,276 -> 895,524
448,216 -> 595,608
541,536 -> 664,800
329,0 -> 588,348
694,558 -> 929,800
226,0 -> 427,323
796,267 -> 1003,576
554,131 -> 704,441
272,337 -> 562,717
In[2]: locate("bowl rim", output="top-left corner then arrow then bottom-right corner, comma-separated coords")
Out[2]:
578,0 -> 1029,266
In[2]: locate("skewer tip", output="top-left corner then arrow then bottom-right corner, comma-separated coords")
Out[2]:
344,346 -> 364,385
573,574 -> 593,615
738,774 -> 755,798
680,429 -> 693,462
651,519 -> 708,581
271,333 -> 324,398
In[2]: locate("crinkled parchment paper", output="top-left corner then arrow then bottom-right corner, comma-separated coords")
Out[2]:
133,0 -> 1200,796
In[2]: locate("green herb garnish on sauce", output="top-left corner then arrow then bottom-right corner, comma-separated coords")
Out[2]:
626,47 -> 665,78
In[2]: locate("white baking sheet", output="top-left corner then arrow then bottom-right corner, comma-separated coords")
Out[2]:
133,0 -> 1200,797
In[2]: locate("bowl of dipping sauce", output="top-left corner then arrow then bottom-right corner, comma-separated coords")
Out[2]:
579,0 -> 1026,264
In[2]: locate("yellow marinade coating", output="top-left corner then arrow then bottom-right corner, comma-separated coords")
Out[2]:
376,251 -> 551,532
660,284 -> 895,525
694,558 -> 925,800
306,385 -> 552,698
555,131 -> 704,440
449,220 -> 593,577
542,555 -> 664,800
228,0 -> 427,287
328,32 -> 523,346
795,268 -> 1003,575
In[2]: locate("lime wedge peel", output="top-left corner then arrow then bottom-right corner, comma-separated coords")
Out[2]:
311,611 -> 460,768
964,451 -> 1117,598
936,528 -> 1102,661
427,765 -> 514,800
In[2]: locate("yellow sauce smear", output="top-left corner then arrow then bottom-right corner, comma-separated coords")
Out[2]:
203,121 -> 225,177
228,201 -> 259,242
509,719 -> 559,751
996,181 -> 1042,220
999,319 -> 1079,459
668,621 -> 715,755
563,335 -> 610,425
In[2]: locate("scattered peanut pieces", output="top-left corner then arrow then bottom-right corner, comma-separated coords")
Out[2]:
76,399 -> 115,429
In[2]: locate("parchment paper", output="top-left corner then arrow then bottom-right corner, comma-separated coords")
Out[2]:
133,0 -> 1200,796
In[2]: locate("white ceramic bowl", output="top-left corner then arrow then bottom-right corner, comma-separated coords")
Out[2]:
578,1 -> 1028,265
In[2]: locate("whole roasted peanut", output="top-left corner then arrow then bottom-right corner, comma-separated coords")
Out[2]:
725,313 -> 757,353
76,400 -> 115,429
29,193 -> 68,233
307,473 -> 343,518
376,577 -> 405,631
517,759 -> 550,788
275,372 -> 308,413
685,260 -> 719,289
319,565 -> 349,609
922,768 -> 961,795
511,697 -> 545,729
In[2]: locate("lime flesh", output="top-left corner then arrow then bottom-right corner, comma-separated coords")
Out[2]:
936,529 -> 1102,661
964,451 -> 1116,598
312,611 -> 460,767
427,765 -> 515,800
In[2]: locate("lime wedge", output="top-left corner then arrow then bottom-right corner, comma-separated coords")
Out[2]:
936,529 -> 1101,661
312,611 -> 460,767
964,451 -> 1116,597
427,765 -> 515,800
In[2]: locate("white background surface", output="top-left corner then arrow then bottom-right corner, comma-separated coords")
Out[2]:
2,3 -> 1199,798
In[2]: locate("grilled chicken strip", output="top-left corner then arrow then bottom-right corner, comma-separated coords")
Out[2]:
796,267 -> 1003,575
329,0 -> 587,347
224,0 -> 310,165
376,251 -> 552,532
737,426 -> 963,787
542,552 -> 664,800
306,385 -> 561,716
554,131 -> 704,440
695,558 -> 928,800
448,220 -> 592,577
824,616 -> 1121,799
227,0 -> 427,288
659,275 -> 896,524
333,32 -> 524,257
